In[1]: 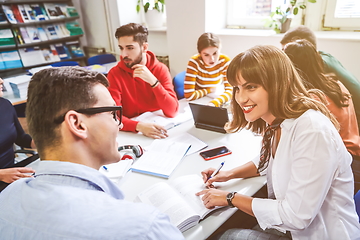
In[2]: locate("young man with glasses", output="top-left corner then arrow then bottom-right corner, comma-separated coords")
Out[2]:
108,23 -> 179,139
0,67 -> 184,240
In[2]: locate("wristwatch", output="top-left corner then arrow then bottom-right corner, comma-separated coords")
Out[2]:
226,191 -> 237,208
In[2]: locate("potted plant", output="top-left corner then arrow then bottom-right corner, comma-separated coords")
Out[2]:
265,0 -> 316,33
136,0 -> 165,28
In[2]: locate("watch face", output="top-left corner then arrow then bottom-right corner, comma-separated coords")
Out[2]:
227,192 -> 233,199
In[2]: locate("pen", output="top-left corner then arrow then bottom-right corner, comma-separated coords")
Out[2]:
102,166 -> 108,171
207,161 -> 225,182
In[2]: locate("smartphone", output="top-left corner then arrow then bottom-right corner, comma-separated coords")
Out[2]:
199,146 -> 232,161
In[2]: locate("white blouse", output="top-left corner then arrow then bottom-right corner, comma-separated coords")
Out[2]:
252,109 -> 360,240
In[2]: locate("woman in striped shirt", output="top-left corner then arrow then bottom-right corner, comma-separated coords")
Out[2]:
184,33 -> 232,107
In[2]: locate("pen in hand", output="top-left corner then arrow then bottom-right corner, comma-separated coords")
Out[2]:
206,161 -> 225,183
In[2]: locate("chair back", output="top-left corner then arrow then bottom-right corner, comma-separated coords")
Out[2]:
173,71 -> 186,100
355,190 -> 360,222
51,61 -> 79,67
87,54 -> 117,65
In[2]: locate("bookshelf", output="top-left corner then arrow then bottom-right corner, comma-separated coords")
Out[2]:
0,0 -> 86,74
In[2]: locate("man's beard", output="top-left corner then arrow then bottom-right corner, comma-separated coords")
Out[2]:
124,51 -> 143,68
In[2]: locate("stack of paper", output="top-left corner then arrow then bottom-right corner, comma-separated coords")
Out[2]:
6,75 -> 31,98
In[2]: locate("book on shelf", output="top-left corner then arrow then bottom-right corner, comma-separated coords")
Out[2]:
0,54 -> 5,70
17,5 -> 30,23
0,29 -> 15,46
1,50 -> 23,69
65,21 -> 84,36
0,10 -> 7,23
12,27 -> 24,45
99,159 -> 133,185
18,47 -> 45,67
66,41 -> 84,58
10,4 -> 24,23
2,5 -> 17,24
23,4 -> 37,22
131,139 -> 191,178
136,174 -> 223,232
54,43 -> 71,60
41,44 -> 60,62
26,26 -> 41,42
28,4 -> 49,21
44,24 -> 59,39
66,6 -> 79,17
43,3 -> 67,19
37,27 -> 48,41
19,27 -> 32,44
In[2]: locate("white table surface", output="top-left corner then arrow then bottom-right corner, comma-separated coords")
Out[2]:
116,99 -> 265,240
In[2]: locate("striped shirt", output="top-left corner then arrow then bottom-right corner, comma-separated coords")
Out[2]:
184,54 -> 232,107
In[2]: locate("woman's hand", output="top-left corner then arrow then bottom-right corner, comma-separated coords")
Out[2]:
0,167 -> 35,183
136,122 -> 168,139
200,168 -> 232,188
196,188 -> 229,209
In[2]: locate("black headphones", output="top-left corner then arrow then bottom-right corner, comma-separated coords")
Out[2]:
118,145 -> 144,160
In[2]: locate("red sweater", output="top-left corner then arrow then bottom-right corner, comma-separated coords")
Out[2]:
107,51 -> 178,132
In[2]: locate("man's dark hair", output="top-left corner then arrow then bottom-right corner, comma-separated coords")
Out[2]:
26,67 -> 109,155
115,23 -> 148,46
280,25 -> 317,48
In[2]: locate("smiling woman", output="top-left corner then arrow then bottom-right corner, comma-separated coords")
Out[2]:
195,45 -> 360,239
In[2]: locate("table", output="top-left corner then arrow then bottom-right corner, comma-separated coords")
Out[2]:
116,99 -> 266,240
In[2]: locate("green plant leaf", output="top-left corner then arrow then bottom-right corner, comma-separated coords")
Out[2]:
144,2 -> 150,13
308,0 -> 316,3
286,7 -> 291,13
136,5 -> 140,13
293,7 -> 299,15
290,0 -> 296,6
155,2 -> 160,12
300,4 -> 306,9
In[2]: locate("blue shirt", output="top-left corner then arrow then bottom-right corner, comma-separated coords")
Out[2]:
0,160 -> 184,240
0,98 -> 32,168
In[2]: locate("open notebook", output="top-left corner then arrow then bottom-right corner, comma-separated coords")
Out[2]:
136,174 -> 223,232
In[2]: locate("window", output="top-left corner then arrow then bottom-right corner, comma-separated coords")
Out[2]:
227,0 -> 293,29
324,0 -> 360,28
227,0 -> 360,30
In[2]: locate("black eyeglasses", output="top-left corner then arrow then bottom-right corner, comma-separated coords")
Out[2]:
54,106 -> 122,125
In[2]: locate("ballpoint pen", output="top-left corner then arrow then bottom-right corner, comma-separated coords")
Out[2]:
207,161 -> 225,182
102,166 -> 108,171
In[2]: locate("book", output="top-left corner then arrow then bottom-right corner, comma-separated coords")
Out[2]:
54,43 -> 71,60
1,50 -> 23,69
0,10 -> 7,23
37,27 -> 48,41
17,5 -> 30,23
18,47 -> 44,66
0,29 -> 15,46
169,132 -> 208,156
66,6 -> 79,17
0,54 -> 5,70
136,174 -> 222,232
44,24 -> 59,39
40,45 -> 57,62
23,4 -> 37,22
66,41 -> 84,58
65,21 -> 84,35
29,4 -> 48,21
26,26 -> 41,42
12,27 -> 24,45
10,4 -> 24,23
134,108 -> 192,130
43,3 -> 67,19
19,27 -> 32,44
99,159 -> 133,184
131,139 -> 191,178
2,5 -> 17,23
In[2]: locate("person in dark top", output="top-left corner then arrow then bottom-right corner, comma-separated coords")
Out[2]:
0,78 -> 35,186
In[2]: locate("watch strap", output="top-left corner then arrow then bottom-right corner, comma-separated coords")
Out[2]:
227,191 -> 237,208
